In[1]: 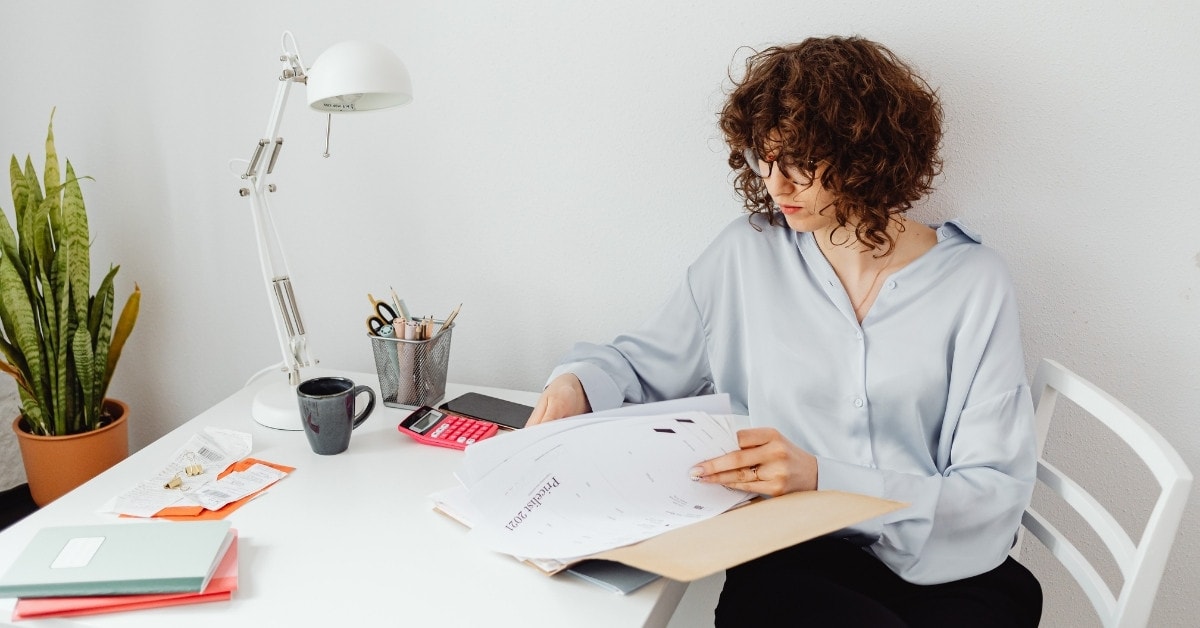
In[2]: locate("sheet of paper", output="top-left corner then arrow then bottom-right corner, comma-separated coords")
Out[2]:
430,484 -> 570,573
463,411 -> 750,561
581,394 -> 733,420
458,394 -> 733,487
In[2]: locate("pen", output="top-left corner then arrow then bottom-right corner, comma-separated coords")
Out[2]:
389,286 -> 412,322
435,303 -> 462,338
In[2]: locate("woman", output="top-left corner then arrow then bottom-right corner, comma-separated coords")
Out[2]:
529,36 -> 1041,627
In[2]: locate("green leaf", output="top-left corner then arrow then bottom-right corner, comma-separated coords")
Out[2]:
90,269 -> 116,412
9,156 -> 28,224
16,156 -> 42,230
50,246 -> 69,434
0,211 -> 25,342
0,199 -> 26,282
43,110 -> 61,232
89,265 -> 116,341
0,357 -> 31,394
103,283 -> 138,398
34,187 -> 55,282
15,385 -> 46,436
62,161 -> 90,324
72,326 -> 95,430
0,255 -> 47,432
0,336 -> 29,383
17,164 -> 41,274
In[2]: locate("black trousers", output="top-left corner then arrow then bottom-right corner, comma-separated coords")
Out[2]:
715,536 -> 1042,628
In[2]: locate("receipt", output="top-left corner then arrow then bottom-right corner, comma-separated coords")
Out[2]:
106,428 -> 253,517
181,463 -> 286,511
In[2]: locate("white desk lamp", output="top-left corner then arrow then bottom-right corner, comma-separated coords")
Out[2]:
234,31 -> 412,430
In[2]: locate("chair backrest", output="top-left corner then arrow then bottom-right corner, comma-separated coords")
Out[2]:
1020,358 -> 1192,628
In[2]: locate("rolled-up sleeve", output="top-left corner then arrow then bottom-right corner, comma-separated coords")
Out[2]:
819,384 -> 1036,584
549,271 -> 715,412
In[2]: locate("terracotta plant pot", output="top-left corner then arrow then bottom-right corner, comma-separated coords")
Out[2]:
11,399 -> 130,507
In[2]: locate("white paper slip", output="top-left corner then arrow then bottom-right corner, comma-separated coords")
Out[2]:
182,463 -> 285,511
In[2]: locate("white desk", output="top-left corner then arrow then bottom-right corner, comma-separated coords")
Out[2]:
0,370 -> 687,627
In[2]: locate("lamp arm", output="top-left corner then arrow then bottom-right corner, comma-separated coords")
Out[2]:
236,39 -> 317,386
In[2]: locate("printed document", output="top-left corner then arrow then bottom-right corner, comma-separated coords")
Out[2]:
458,408 -> 752,561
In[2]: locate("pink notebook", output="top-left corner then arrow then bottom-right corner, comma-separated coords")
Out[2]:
12,531 -> 238,621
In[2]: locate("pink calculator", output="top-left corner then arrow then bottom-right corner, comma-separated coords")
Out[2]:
398,406 -> 499,450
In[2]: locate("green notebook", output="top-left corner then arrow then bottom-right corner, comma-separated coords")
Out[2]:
0,520 -> 234,598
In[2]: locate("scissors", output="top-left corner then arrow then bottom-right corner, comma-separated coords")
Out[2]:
366,293 -> 401,336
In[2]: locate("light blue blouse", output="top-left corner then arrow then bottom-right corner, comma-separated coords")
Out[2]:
548,214 -> 1037,585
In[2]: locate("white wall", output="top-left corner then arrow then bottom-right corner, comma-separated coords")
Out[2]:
1,1 -> 1196,625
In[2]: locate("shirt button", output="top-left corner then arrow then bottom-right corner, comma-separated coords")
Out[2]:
886,280 -> 897,289
855,331 -> 863,340
853,398 -> 864,408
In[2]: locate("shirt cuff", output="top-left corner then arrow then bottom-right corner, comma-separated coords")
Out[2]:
547,362 -> 625,413
816,456 -> 886,498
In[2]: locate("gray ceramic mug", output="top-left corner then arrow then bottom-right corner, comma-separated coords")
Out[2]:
297,377 -> 376,455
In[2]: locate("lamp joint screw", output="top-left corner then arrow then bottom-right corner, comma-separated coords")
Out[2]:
268,184 -> 277,192
238,188 -> 250,197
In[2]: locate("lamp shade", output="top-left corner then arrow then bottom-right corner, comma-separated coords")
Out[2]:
306,40 -> 413,112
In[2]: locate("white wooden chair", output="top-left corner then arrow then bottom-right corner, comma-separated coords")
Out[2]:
1019,358 -> 1192,627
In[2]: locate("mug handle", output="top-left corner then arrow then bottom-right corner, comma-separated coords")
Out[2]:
350,385 -> 376,429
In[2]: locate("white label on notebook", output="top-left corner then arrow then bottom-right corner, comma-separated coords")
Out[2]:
51,536 -> 105,569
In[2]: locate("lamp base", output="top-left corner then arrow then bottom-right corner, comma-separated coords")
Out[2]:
252,380 -> 303,431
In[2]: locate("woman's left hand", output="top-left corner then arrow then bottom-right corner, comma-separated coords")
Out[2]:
689,428 -> 818,496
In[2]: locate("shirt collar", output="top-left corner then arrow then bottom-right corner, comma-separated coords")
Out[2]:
935,220 -> 983,244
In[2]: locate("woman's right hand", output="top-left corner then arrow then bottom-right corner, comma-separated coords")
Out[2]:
526,373 -> 592,426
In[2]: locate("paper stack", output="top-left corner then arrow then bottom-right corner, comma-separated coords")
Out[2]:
434,396 -> 909,583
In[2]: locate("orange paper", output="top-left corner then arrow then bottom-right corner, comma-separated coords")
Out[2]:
127,458 -> 295,521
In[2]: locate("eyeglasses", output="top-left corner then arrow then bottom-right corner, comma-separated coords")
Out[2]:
743,147 -> 816,185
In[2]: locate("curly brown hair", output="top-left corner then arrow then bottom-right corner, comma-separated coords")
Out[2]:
718,36 -> 943,252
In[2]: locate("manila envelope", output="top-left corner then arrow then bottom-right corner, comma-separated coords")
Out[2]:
441,489 -> 906,582
586,490 -> 905,582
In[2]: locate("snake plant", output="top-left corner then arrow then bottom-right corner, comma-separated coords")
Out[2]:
0,110 -> 140,436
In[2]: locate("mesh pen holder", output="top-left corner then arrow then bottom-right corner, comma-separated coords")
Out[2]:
369,322 -> 453,409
